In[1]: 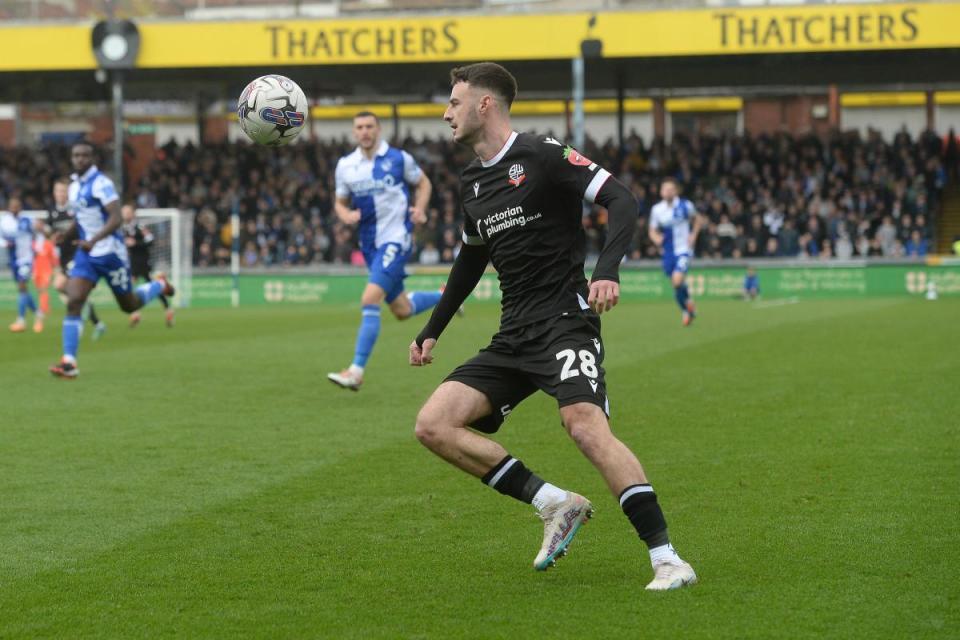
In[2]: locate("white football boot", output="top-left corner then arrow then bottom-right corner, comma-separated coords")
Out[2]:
533,492 -> 593,571
327,368 -> 363,391
645,560 -> 698,591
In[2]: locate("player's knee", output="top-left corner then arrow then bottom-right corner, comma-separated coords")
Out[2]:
391,306 -> 411,321
414,405 -> 447,449
118,298 -> 138,313
562,406 -> 608,452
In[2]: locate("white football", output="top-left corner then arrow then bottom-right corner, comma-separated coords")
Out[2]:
237,75 -> 308,146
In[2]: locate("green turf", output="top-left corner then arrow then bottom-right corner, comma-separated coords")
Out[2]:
1,297 -> 957,638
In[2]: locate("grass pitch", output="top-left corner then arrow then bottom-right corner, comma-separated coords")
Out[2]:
1,297 -> 957,638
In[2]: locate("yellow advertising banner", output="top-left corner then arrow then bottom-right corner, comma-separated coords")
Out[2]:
1,3 -> 958,71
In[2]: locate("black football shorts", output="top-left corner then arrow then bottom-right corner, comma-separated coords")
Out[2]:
444,311 -> 609,434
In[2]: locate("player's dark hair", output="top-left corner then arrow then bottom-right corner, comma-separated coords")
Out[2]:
72,140 -> 94,152
54,177 -> 70,187
354,111 -> 380,124
450,62 -> 518,108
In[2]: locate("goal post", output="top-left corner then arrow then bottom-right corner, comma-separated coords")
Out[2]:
21,208 -> 194,308
136,209 -> 194,308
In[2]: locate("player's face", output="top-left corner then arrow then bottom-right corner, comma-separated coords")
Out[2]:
71,145 -> 93,174
122,205 -> 135,223
444,82 -> 484,145
660,181 -> 677,202
352,116 -> 380,151
53,183 -> 68,207
8,198 -> 21,215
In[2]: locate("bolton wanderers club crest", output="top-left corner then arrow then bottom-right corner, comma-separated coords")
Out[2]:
507,163 -> 526,187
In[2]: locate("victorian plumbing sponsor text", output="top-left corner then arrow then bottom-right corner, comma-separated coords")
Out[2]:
482,205 -> 542,238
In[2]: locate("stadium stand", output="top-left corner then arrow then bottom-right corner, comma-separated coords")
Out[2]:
0,128 -> 951,266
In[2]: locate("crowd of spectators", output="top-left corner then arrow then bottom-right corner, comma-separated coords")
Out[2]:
1,127 -> 954,267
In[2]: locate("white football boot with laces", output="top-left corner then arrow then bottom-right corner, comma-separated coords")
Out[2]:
645,560 -> 698,591
533,492 -> 593,571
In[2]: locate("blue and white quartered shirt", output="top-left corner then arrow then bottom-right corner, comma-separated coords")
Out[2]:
68,165 -> 126,259
334,140 -> 423,255
2,214 -> 34,269
650,197 -> 695,258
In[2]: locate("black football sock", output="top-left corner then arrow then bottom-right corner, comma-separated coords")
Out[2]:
620,484 -> 670,549
481,455 -> 545,504
87,303 -> 100,326
158,294 -> 169,309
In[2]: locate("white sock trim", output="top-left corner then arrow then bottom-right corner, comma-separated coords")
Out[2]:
619,484 -> 654,507
486,457 -> 517,488
347,364 -> 364,377
649,543 -> 681,567
532,483 -> 568,511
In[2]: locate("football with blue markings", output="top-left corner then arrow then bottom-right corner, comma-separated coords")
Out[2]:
237,74 -> 308,146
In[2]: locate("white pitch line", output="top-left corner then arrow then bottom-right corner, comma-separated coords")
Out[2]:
752,297 -> 801,309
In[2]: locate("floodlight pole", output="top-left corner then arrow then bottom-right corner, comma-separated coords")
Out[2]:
112,71 -> 124,192
230,196 -> 241,308
572,54 -> 585,150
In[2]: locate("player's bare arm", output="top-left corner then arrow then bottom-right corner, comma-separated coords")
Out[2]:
77,199 -> 121,252
333,195 -> 361,224
410,242 -> 489,366
648,222 -> 664,249
409,173 -> 432,225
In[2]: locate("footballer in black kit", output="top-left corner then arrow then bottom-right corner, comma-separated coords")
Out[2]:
439,131 -> 621,432
122,204 -> 173,326
409,63 -> 696,590
123,218 -> 154,281
46,181 -> 78,277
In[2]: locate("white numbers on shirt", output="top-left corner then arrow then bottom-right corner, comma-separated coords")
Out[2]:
556,348 -> 599,381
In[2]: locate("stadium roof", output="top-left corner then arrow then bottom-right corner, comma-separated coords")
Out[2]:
1,2 -> 959,102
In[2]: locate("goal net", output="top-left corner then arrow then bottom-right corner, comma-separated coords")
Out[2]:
136,209 -> 194,308
18,208 -> 194,307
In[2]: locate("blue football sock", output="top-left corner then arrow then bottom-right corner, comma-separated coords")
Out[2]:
24,292 -> 36,313
17,292 -> 27,318
135,281 -> 163,306
675,284 -> 690,312
351,305 -> 381,368
407,291 -> 442,316
63,315 -> 82,360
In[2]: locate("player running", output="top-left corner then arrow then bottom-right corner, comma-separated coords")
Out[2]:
409,63 -> 697,590
123,204 -> 174,328
49,142 -> 173,379
2,197 -> 41,333
648,177 -> 703,326
327,111 -> 443,391
46,177 -> 106,339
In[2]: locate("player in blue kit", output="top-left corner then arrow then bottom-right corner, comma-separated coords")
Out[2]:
49,142 -> 173,379
1,197 -> 41,333
327,112 -> 442,391
743,267 -> 760,300
648,178 -> 703,326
